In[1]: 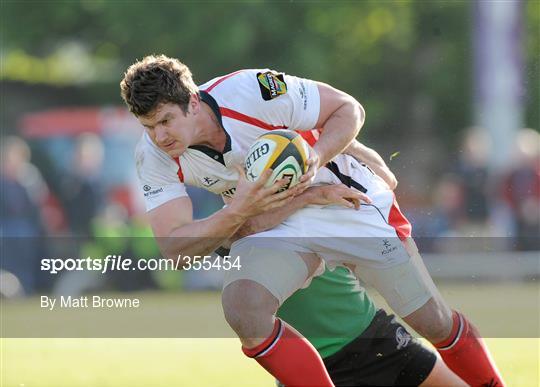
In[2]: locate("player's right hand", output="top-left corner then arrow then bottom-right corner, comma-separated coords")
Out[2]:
228,165 -> 300,218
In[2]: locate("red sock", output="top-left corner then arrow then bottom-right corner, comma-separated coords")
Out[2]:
242,318 -> 334,387
435,311 -> 505,387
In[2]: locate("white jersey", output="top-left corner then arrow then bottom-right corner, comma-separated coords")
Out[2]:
134,70 -> 425,317
135,69 -> 384,211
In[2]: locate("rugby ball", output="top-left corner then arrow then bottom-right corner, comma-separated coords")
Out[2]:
245,130 -> 309,190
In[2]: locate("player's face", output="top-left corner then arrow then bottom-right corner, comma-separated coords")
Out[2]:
139,101 -> 197,158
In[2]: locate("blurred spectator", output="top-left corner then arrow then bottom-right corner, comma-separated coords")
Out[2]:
455,127 -> 491,227
431,174 -> 466,235
501,128 -> 540,250
0,136 -> 47,293
53,202 -> 162,296
409,173 -> 465,252
59,133 -> 105,237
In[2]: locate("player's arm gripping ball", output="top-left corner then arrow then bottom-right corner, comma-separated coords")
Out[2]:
147,168 -> 296,262
307,82 -> 366,180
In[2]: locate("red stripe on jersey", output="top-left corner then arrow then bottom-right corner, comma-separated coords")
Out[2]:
388,195 -> 412,241
220,107 -> 288,131
173,157 -> 184,182
296,130 -> 320,146
203,70 -> 246,92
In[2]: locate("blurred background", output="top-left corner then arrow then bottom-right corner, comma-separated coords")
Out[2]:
1,0 -> 538,296
0,1 -> 539,385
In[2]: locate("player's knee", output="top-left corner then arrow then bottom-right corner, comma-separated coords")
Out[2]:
404,298 -> 453,342
222,280 -> 278,336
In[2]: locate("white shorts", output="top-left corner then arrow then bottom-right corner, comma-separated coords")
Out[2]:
223,166 -> 436,317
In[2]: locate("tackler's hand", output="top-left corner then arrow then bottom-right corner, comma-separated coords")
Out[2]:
304,184 -> 372,210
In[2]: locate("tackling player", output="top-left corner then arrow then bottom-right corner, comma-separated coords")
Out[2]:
224,139 -> 466,386
226,146 -> 465,386
120,55 -> 504,387
277,266 -> 466,386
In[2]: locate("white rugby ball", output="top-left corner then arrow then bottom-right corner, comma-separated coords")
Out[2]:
244,130 -> 309,191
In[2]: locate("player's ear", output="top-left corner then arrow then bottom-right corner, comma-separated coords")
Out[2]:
189,93 -> 201,115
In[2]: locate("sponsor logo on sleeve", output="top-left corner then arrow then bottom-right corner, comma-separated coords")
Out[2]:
143,185 -> 164,197
257,71 -> 288,101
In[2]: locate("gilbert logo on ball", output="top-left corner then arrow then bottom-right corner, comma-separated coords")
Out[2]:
245,130 -> 309,191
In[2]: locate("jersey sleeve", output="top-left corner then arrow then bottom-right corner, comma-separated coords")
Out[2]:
217,69 -> 320,130
282,73 -> 321,130
134,136 -> 188,212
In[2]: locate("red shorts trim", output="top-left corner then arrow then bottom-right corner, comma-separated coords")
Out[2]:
388,195 -> 412,241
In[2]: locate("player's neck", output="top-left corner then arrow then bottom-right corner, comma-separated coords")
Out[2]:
193,102 -> 227,152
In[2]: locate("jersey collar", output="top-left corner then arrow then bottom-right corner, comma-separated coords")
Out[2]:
188,90 -> 231,165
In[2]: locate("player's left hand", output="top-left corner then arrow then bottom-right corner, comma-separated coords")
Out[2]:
304,184 -> 372,210
297,144 -> 320,192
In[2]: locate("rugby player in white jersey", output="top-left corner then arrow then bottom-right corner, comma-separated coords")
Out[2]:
121,55 -> 503,387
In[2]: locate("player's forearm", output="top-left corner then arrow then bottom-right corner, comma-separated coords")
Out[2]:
160,207 -> 246,260
344,141 -> 398,189
315,100 -> 365,166
231,191 -> 313,240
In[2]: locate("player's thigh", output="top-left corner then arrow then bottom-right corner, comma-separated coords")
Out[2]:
301,201 -> 439,317
352,241 -> 440,318
420,357 -> 467,386
305,198 -> 445,318
223,238 -> 322,306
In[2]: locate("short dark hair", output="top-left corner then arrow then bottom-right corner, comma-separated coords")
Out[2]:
120,55 -> 198,116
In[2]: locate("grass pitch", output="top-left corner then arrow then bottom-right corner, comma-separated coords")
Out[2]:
2,283 -> 539,386
2,338 -> 538,386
